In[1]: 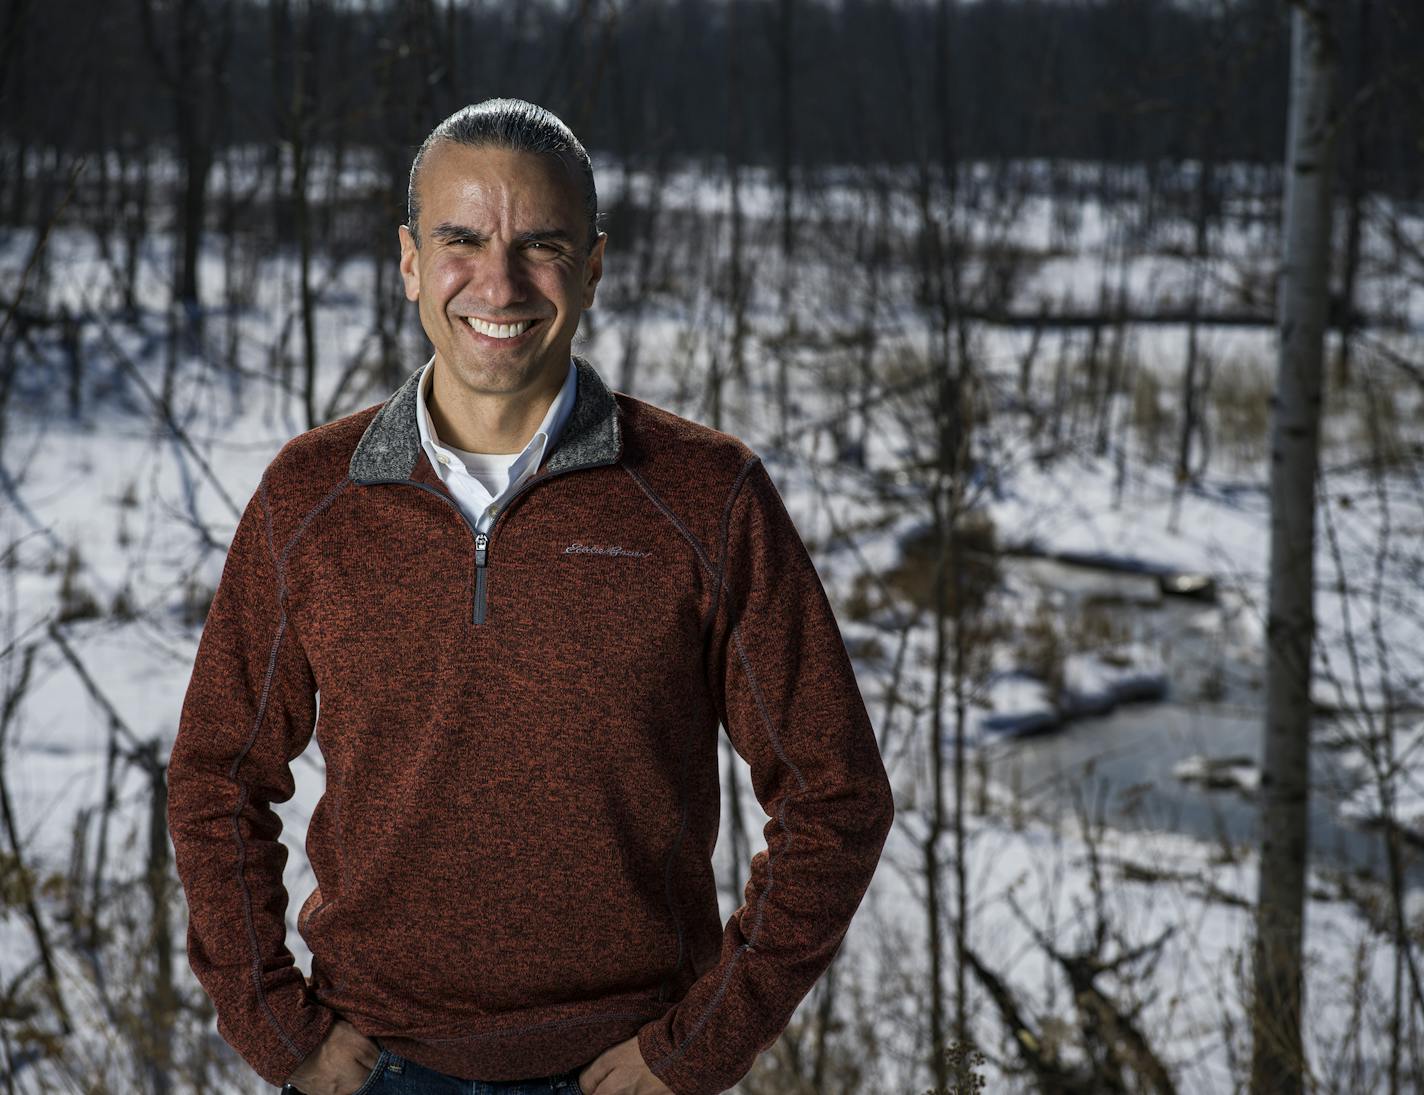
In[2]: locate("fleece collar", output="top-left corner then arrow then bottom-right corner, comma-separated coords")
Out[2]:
349,354 -> 622,484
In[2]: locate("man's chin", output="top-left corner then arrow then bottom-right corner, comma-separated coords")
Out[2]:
439,348 -> 568,393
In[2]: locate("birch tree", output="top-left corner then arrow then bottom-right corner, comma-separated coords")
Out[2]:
1249,3 -> 1340,1092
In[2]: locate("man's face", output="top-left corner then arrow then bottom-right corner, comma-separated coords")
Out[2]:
398,142 -> 605,399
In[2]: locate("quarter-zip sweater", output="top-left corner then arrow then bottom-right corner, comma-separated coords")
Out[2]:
166,356 -> 896,1095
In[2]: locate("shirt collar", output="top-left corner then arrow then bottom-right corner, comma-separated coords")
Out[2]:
415,356 -> 579,477
349,354 -> 622,485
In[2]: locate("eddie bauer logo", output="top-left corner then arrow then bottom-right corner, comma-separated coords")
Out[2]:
563,541 -> 652,558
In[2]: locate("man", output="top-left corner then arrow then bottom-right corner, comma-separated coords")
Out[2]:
166,98 -> 895,1095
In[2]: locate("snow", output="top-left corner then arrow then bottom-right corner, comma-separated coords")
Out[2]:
3,153 -> 1423,1092
1336,720 -> 1424,838
1173,754 -> 1262,794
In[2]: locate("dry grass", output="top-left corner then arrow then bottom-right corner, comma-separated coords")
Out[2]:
1208,353 -> 1273,472
1131,366 -> 1177,465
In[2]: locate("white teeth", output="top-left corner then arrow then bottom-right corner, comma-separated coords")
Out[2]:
467,317 -> 534,339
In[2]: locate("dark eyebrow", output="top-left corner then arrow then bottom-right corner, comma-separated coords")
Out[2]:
515,228 -> 576,246
430,223 -> 484,242
429,223 -> 574,247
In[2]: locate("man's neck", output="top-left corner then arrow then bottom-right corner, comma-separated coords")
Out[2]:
426,360 -> 565,455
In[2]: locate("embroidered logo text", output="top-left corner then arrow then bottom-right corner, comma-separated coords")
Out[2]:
564,541 -> 653,558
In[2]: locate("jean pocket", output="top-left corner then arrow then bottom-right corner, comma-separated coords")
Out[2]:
349,1048 -> 391,1095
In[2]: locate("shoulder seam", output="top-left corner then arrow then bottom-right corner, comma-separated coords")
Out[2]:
617,454 -> 760,636
618,462 -> 719,577
259,473 -> 353,603
705,455 -> 762,638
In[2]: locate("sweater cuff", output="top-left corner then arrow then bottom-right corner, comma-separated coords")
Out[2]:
239,989 -> 340,1089
637,1017 -> 712,1095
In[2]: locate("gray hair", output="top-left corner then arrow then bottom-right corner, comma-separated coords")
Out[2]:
407,98 -> 600,252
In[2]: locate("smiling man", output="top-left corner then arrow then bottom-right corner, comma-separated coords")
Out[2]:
397,126 -> 605,462
166,99 -> 895,1095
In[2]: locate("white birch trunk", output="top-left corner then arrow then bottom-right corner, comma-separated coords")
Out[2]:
1249,3 -> 1339,1093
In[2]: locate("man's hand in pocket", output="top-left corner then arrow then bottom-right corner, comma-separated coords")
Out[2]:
283,1017 -> 382,1095
577,1035 -> 674,1094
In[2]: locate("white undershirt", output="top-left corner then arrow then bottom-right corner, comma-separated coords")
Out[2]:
413,356 -> 579,534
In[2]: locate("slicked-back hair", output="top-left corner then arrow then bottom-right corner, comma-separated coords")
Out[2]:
407,98 -> 600,253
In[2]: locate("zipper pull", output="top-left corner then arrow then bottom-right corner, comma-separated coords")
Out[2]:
473,532 -> 489,625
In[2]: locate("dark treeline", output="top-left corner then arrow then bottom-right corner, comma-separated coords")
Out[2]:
3,0 -> 1422,195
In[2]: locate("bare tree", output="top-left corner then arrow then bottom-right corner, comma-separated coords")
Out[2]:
1249,2 -> 1341,1091
137,0 -> 231,338
1332,0 -> 1373,391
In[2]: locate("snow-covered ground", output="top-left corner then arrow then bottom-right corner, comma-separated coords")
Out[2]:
2,156 -> 1422,1091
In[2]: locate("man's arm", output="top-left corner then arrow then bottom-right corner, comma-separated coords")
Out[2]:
636,455 -> 897,1095
166,475 -> 338,1088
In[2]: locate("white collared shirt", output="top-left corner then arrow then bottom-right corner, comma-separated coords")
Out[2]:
415,356 -> 579,534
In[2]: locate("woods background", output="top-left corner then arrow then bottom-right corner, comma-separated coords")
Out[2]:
3,1 -> 1424,1094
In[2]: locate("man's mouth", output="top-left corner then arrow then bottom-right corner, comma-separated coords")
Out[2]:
465,316 -> 543,341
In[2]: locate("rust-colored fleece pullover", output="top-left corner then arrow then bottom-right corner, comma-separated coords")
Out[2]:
166,357 -> 896,1095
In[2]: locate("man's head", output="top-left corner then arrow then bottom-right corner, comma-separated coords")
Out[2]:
406,98 -> 600,253
399,98 -> 607,405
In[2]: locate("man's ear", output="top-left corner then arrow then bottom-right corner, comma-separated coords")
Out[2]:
582,231 -> 607,309
398,224 -> 420,302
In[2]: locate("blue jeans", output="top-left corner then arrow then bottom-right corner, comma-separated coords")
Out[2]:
282,1038 -> 587,1095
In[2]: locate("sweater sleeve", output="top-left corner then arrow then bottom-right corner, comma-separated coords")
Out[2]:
165,477 -> 338,1088
636,456 -> 896,1095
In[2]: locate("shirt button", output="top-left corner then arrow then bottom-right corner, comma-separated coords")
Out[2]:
437,453 -> 451,466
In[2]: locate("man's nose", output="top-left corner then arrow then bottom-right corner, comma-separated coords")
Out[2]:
470,244 -> 526,309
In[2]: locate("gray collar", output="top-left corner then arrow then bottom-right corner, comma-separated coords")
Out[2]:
349,354 -> 622,483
